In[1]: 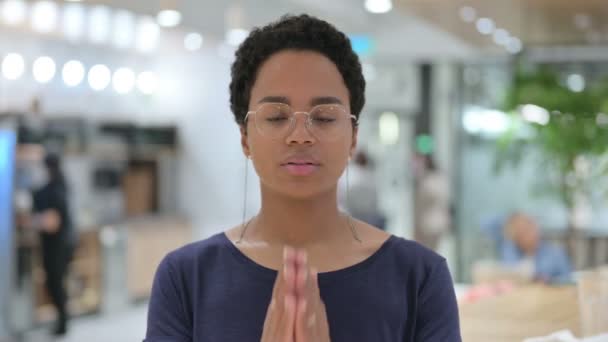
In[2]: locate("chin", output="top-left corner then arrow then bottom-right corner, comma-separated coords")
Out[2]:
265,179 -> 336,200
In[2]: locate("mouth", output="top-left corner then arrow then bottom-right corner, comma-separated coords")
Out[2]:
281,161 -> 320,176
283,162 -> 320,166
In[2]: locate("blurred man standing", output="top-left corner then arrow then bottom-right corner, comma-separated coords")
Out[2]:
26,152 -> 75,336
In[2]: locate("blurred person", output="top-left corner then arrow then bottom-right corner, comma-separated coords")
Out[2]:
413,153 -> 451,251
344,150 -> 386,230
22,152 -> 75,336
501,212 -> 572,284
145,14 -> 460,341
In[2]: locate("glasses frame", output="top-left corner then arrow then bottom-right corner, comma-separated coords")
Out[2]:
244,102 -> 358,141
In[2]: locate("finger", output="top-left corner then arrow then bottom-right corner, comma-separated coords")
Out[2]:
295,296 -> 310,341
265,250 -> 290,341
281,293 -> 297,341
309,267 -> 320,301
295,266 -> 319,341
261,297 -> 280,341
295,249 -> 308,296
283,246 -> 297,294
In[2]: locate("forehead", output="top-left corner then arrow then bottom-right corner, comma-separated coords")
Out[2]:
249,50 -> 349,108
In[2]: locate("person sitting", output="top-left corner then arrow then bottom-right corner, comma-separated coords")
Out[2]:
500,212 -> 572,285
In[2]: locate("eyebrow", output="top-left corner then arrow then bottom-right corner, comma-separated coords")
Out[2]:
256,96 -> 343,106
310,96 -> 343,106
258,96 -> 290,105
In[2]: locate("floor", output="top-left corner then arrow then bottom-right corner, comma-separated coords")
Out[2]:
17,304 -> 148,342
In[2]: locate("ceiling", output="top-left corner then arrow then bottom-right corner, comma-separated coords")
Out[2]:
52,0 -> 477,60
397,0 -> 608,48
15,0 -> 607,60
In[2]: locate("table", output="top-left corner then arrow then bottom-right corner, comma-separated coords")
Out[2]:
459,285 -> 581,342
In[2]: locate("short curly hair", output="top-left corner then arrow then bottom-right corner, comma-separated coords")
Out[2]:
229,14 -> 366,126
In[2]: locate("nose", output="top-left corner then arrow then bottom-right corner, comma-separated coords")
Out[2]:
285,112 -> 316,145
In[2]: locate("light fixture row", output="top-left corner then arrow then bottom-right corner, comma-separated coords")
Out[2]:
1,53 -> 158,95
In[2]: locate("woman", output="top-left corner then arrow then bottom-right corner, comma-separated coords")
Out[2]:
145,14 -> 461,341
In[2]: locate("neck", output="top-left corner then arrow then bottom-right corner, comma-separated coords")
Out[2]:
248,185 -> 350,247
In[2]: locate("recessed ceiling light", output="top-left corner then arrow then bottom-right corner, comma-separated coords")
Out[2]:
157,9 -> 181,27
476,18 -> 495,35
459,6 -> 476,23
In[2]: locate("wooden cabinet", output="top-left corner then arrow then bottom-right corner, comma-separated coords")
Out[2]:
126,218 -> 192,300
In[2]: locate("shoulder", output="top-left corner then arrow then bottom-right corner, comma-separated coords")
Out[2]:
537,242 -> 569,259
161,232 -> 232,276
388,235 -> 448,276
354,220 -> 445,275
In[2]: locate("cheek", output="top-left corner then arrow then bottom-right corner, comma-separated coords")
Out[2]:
326,141 -> 352,173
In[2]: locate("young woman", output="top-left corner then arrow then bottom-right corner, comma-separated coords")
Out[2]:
145,14 -> 461,342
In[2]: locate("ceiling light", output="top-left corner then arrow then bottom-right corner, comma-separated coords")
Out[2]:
459,6 -> 476,23
32,56 -> 56,83
112,9 -> 135,49
88,64 -> 111,91
62,2 -> 85,41
136,16 -> 160,53
2,53 -> 25,80
1,0 -> 27,26
157,9 -> 181,27
506,37 -> 522,54
31,1 -> 58,33
493,29 -> 509,46
365,0 -> 393,14
476,18 -> 495,35
184,32 -> 203,51
88,5 -> 111,44
62,60 -> 85,87
112,67 -> 135,94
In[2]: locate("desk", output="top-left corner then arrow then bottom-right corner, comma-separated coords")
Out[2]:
460,285 -> 581,342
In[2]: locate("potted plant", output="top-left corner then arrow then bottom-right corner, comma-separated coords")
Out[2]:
495,66 -> 608,232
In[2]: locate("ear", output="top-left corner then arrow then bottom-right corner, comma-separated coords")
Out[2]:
240,125 -> 251,158
349,126 -> 358,159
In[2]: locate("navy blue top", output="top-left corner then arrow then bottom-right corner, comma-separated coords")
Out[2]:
144,233 -> 461,342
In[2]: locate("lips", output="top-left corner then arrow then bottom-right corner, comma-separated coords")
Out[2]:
281,157 -> 321,166
281,157 -> 321,176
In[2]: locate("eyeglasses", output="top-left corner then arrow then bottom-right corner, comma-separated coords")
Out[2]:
245,103 -> 357,141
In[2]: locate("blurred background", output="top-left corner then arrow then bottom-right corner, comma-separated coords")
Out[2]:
1,0 -> 607,341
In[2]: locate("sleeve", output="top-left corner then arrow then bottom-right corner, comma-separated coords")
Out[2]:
414,259 -> 462,341
548,245 -> 573,284
144,254 -> 193,342
500,239 -> 522,264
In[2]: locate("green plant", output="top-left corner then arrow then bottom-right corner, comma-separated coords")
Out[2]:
495,66 -> 608,229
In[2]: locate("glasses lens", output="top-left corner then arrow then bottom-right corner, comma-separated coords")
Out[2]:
309,105 -> 349,141
253,103 -> 353,141
255,103 -> 292,139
